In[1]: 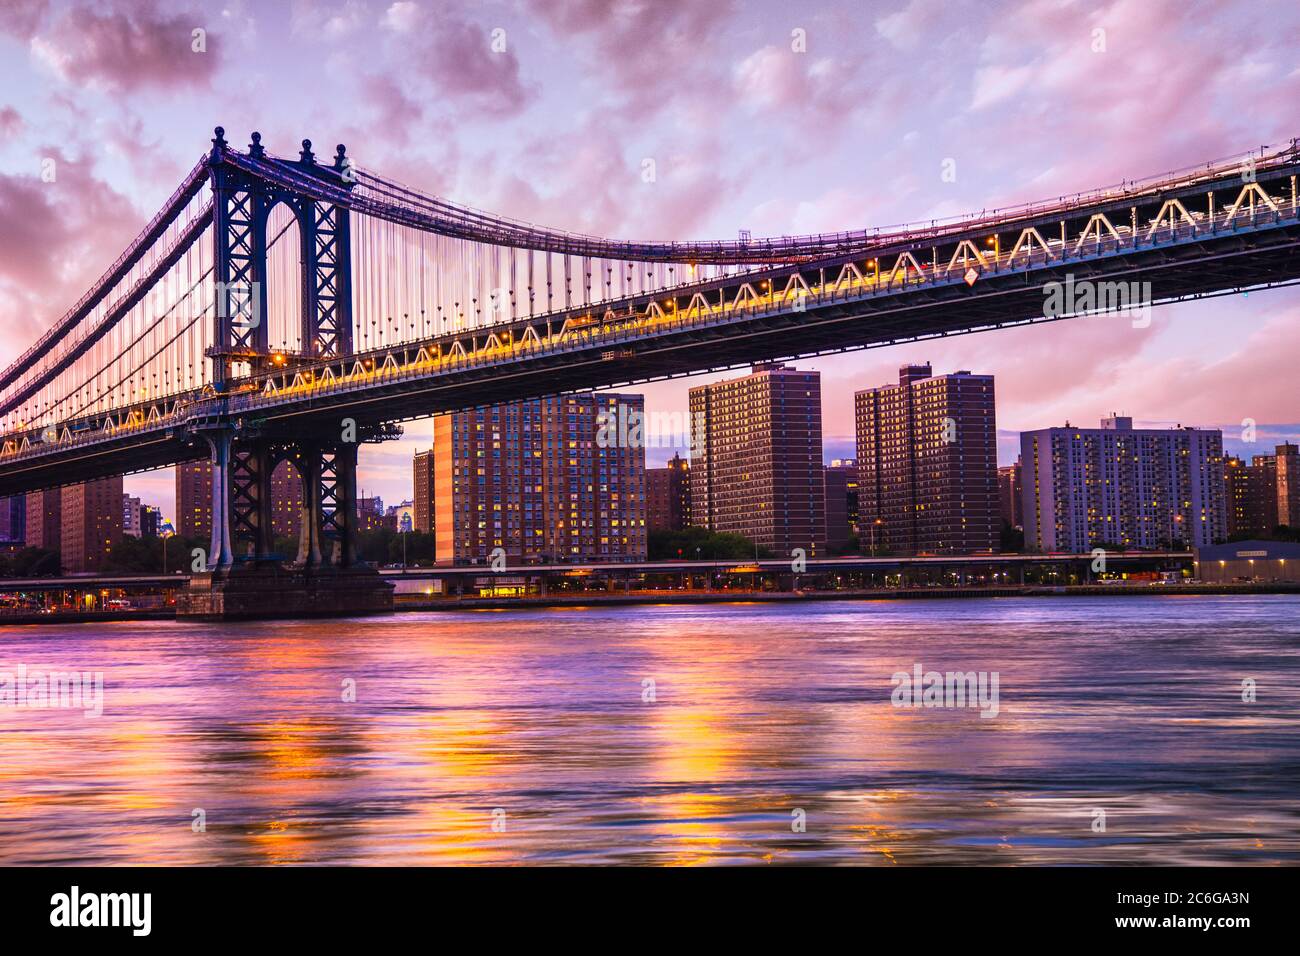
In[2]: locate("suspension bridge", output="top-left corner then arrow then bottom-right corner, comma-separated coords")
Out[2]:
0,127 -> 1297,614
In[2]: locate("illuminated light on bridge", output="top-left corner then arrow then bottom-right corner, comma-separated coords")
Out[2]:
0,127 -> 1298,614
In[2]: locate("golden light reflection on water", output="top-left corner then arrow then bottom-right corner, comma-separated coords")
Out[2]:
1,596 -> 1299,865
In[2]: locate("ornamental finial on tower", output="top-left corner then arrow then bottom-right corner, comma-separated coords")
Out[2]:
334,143 -> 348,170
248,131 -> 265,159
208,126 -> 228,164
300,139 -> 315,165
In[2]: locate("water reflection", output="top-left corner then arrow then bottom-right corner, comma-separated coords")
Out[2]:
1,595 -> 1297,865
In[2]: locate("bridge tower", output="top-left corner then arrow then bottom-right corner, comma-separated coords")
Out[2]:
189,128 -> 373,596
208,126 -> 354,383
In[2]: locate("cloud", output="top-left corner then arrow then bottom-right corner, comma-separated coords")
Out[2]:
1103,304 -> 1300,430
371,6 -> 533,117
0,171 -> 72,294
288,0 -> 368,39
27,1 -> 220,93
875,0 -> 947,51
0,0 -> 50,41
970,63 -> 1034,110
525,0 -> 734,114
962,0 -> 1294,160
733,46 -> 861,120
469,115 -> 735,242
0,107 -> 23,140
382,1 -> 419,33
0,147 -> 138,362
362,73 -> 423,136
415,16 -> 533,116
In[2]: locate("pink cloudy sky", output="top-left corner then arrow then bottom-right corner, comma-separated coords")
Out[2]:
1,0 -> 1298,519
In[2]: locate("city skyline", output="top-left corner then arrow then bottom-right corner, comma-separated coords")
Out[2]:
36,377 -> 1294,536
4,0 -> 1300,897
2,0 -> 1299,516
11,374 -> 1278,565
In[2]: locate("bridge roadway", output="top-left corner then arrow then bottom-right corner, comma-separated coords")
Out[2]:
0,552 -> 1195,596
2,147 -> 1298,498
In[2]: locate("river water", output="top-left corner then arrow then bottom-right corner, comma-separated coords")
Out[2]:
1,595 -> 1297,865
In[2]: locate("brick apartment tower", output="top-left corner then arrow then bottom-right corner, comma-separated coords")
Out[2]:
60,477 -> 124,573
432,394 -> 647,564
24,489 -> 62,552
998,458 -> 1024,529
855,363 -> 998,555
413,450 -> 434,533
1229,443 -> 1299,536
176,459 -> 300,542
269,460 -> 303,539
357,496 -> 387,532
1276,443 -> 1300,528
175,460 -> 214,538
1224,455 -> 1276,537
646,452 -> 691,532
690,364 -> 825,556
1248,452 -> 1280,531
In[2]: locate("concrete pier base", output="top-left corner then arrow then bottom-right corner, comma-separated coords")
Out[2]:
176,566 -> 394,621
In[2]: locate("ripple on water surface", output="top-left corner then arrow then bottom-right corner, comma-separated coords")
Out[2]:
1,595 -> 1297,865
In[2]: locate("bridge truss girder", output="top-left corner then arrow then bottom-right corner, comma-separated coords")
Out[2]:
2,152 -> 1299,501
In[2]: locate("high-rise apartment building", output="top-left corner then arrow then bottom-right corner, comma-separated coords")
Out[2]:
61,477 -> 124,573
1021,416 -> 1226,552
823,459 -> 859,553
1227,443 -> 1300,536
0,495 -> 25,545
1276,443 -> 1300,528
24,489 -> 61,552
646,452 -> 691,532
998,459 -> 1024,529
855,363 -> 998,555
122,494 -> 143,537
690,365 -> 825,556
1224,454 -> 1282,538
269,460 -> 302,539
432,393 -> 647,564
1224,456 -> 1255,538
175,460 -> 214,538
1248,452 -> 1280,532
413,450 -> 434,532
140,506 -> 161,538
